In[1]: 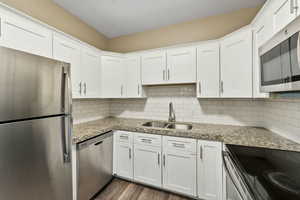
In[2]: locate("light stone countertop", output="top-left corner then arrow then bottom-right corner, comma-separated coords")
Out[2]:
73,117 -> 300,152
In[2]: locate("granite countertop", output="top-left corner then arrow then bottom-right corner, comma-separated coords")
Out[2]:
73,117 -> 300,152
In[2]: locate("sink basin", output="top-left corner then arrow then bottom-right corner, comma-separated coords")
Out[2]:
166,123 -> 193,130
142,121 -> 193,130
142,121 -> 169,128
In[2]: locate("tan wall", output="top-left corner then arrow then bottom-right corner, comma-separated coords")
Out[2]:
0,0 -> 108,49
107,6 -> 261,53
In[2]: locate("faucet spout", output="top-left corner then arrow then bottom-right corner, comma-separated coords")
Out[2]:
168,102 -> 176,122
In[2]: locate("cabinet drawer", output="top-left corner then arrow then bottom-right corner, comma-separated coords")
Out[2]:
134,133 -> 162,147
114,131 -> 133,144
163,136 -> 196,153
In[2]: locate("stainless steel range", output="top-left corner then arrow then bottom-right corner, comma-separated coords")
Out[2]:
0,47 -> 73,200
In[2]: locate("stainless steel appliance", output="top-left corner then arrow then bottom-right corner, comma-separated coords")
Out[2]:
0,47 -> 72,200
224,144 -> 300,200
259,18 -> 300,92
77,131 -> 113,200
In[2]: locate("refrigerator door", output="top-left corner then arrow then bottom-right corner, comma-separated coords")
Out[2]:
0,116 -> 72,200
0,46 -> 71,122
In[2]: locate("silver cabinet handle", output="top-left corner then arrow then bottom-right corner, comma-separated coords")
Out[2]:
79,82 -> 82,95
138,85 -> 140,95
167,69 -> 170,80
172,143 -> 185,148
198,82 -> 201,95
220,81 -> 224,94
121,85 -> 124,96
163,70 -> 166,80
141,138 -> 152,143
83,82 -> 87,95
120,135 -> 128,140
158,153 -> 160,165
200,145 -> 203,160
163,154 -> 166,167
129,148 -> 132,159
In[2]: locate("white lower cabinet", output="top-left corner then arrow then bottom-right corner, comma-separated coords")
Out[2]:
113,131 -> 133,180
133,133 -> 162,187
113,131 -> 224,199
162,136 -> 197,197
197,140 -> 223,200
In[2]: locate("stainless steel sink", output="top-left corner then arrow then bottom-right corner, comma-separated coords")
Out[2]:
142,121 -> 169,128
166,123 -> 193,130
142,121 -> 193,130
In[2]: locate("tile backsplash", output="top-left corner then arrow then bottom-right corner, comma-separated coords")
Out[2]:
73,85 -> 300,143
73,99 -> 110,124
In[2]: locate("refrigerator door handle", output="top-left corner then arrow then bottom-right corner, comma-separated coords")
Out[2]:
62,116 -> 72,163
63,66 -> 72,114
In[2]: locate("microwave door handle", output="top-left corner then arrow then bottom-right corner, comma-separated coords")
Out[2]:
223,152 -> 247,200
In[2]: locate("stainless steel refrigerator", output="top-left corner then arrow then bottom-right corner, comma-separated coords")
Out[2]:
0,47 -> 73,200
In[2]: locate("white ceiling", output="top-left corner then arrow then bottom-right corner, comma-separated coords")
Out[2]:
53,0 -> 266,38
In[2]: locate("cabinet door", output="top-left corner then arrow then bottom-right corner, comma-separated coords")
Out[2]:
53,34 -> 82,98
162,152 -> 196,196
167,47 -> 196,84
272,0 -> 297,34
197,140 -> 222,200
134,145 -> 162,187
197,42 -> 220,98
81,48 -> 101,98
141,51 -> 166,85
253,28 -> 269,98
0,14 -> 52,58
124,56 -> 142,98
101,56 -> 125,98
220,27 -> 253,98
115,142 -> 133,179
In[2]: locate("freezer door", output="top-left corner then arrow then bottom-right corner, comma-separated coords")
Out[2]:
0,47 -> 71,122
0,116 -> 72,200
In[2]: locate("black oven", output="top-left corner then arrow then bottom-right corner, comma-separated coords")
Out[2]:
224,144 -> 300,200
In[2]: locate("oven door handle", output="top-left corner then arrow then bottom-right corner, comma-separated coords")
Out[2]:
223,151 -> 247,200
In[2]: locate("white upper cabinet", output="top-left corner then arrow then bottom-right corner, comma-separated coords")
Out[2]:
141,51 -> 167,85
197,140 -> 223,200
124,56 -> 143,98
81,47 -> 101,98
252,28 -> 270,98
253,5 -> 273,48
220,27 -> 253,98
162,136 -> 197,197
272,0 -> 299,34
0,13 -> 52,58
53,34 -> 82,98
141,47 -> 197,85
166,47 -> 196,84
101,56 -> 125,98
197,42 -> 220,98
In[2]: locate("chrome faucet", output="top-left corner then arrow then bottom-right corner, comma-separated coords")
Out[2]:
168,102 -> 176,122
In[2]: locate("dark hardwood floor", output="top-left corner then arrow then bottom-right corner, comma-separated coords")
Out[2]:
94,178 -> 193,200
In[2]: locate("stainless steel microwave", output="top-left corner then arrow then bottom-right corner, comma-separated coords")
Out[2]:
259,19 -> 300,92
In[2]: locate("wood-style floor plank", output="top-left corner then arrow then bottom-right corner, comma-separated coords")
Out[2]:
94,179 -> 192,200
